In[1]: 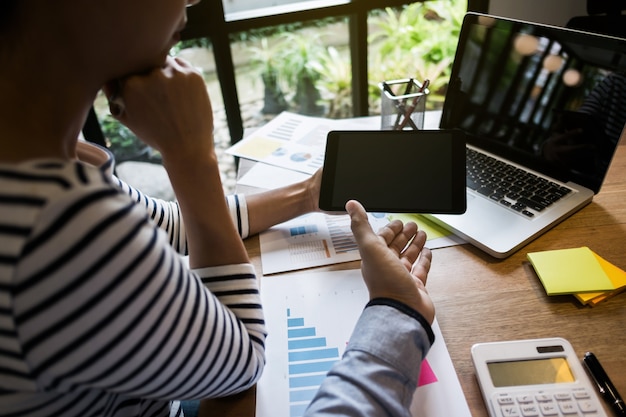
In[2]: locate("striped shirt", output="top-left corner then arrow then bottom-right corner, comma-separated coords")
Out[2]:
579,72 -> 626,145
0,149 -> 266,416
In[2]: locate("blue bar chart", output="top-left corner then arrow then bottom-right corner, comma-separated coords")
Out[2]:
286,309 -> 340,417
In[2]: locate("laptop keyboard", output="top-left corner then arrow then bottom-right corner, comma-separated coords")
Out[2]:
466,148 -> 573,218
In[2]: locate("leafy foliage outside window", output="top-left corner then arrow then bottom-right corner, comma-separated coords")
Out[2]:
101,114 -> 161,164
368,0 -> 467,109
244,0 -> 466,118
101,0 -> 466,164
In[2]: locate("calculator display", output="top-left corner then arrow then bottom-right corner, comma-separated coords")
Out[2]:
487,358 -> 575,387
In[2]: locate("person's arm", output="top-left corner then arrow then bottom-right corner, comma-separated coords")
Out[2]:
112,168 -> 321,245
243,168 -> 321,237
15,181 -> 265,404
113,176 -> 188,253
305,199 -> 435,417
99,57 -> 265,397
305,302 -> 434,417
108,56 -> 248,269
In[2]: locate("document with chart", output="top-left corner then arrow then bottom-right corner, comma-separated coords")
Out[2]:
259,212 -> 389,275
256,269 -> 471,417
259,211 -> 464,275
226,111 -> 374,175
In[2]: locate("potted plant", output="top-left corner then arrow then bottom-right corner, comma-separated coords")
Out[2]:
248,37 -> 289,115
367,0 -> 465,110
278,31 -> 326,116
309,46 -> 353,118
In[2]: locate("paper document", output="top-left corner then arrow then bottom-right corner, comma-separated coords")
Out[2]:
227,112 -> 376,174
259,212 -> 388,275
256,269 -> 472,417
260,211 -> 464,275
238,163 -> 310,190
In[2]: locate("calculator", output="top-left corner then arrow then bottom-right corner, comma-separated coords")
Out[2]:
471,338 -> 607,417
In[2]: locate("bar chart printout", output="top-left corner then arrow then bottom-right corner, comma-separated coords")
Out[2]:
286,310 -> 340,416
256,269 -> 472,417
259,213 -> 389,275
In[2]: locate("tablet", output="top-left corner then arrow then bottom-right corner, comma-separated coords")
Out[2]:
319,130 -> 466,213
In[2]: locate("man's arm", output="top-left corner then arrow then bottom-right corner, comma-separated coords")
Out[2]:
305,303 -> 434,417
305,199 -> 436,416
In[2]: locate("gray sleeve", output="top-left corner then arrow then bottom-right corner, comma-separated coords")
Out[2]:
303,301 -> 434,417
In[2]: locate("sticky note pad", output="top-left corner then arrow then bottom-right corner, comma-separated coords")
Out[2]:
575,252 -> 626,305
387,213 -> 452,240
527,247 -> 616,295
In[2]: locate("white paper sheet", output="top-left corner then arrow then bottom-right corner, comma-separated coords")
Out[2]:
259,212 -> 389,275
256,269 -> 472,417
259,211 -> 464,275
226,112 -> 378,174
238,163 -> 311,189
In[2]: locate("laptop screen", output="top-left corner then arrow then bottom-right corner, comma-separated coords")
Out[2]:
440,13 -> 626,194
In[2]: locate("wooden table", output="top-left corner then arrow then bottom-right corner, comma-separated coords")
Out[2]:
201,140 -> 626,417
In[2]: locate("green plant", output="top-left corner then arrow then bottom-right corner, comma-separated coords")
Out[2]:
370,0 -> 465,65
310,46 -> 353,119
247,36 -> 289,114
238,0 -> 465,118
277,31 -> 326,115
247,36 -> 286,78
367,0 -> 466,110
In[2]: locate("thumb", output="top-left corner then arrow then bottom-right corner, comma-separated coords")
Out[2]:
346,200 -> 374,246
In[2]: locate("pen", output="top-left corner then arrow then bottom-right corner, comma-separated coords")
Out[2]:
583,352 -> 626,416
392,79 -> 415,129
385,81 -> 419,130
397,79 -> 429,130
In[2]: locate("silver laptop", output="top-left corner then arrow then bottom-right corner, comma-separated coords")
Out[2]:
427,13 -> 626,258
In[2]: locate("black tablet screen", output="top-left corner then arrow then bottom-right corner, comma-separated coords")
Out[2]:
320,130 -> 466,213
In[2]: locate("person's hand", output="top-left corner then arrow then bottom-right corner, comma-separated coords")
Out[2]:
302,168 -> 344,215
347,200 -> 434,323
103,55 -> 215,162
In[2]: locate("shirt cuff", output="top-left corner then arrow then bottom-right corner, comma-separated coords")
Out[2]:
366,298 -> 435,345
193,263 -> 256,280
226,194 -> 249,239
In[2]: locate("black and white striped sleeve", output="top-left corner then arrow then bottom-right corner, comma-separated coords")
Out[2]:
113,176 -> 251,244
13,186 -> 266,402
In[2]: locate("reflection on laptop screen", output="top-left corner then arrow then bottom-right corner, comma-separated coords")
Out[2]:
441,14 -> 626,193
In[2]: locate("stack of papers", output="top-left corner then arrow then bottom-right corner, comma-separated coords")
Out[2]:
527,247 -> 626,306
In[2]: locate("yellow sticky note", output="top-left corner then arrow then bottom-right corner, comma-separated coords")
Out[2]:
527,247 -> 616,295
575,252 -> 626,305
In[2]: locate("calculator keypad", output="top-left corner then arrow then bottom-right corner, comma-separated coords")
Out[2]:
492,389 -> 603,417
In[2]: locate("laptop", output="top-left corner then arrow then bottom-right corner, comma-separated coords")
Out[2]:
427,12 -> 626,258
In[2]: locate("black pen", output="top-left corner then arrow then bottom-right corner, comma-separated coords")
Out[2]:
583,352 -> 626,416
